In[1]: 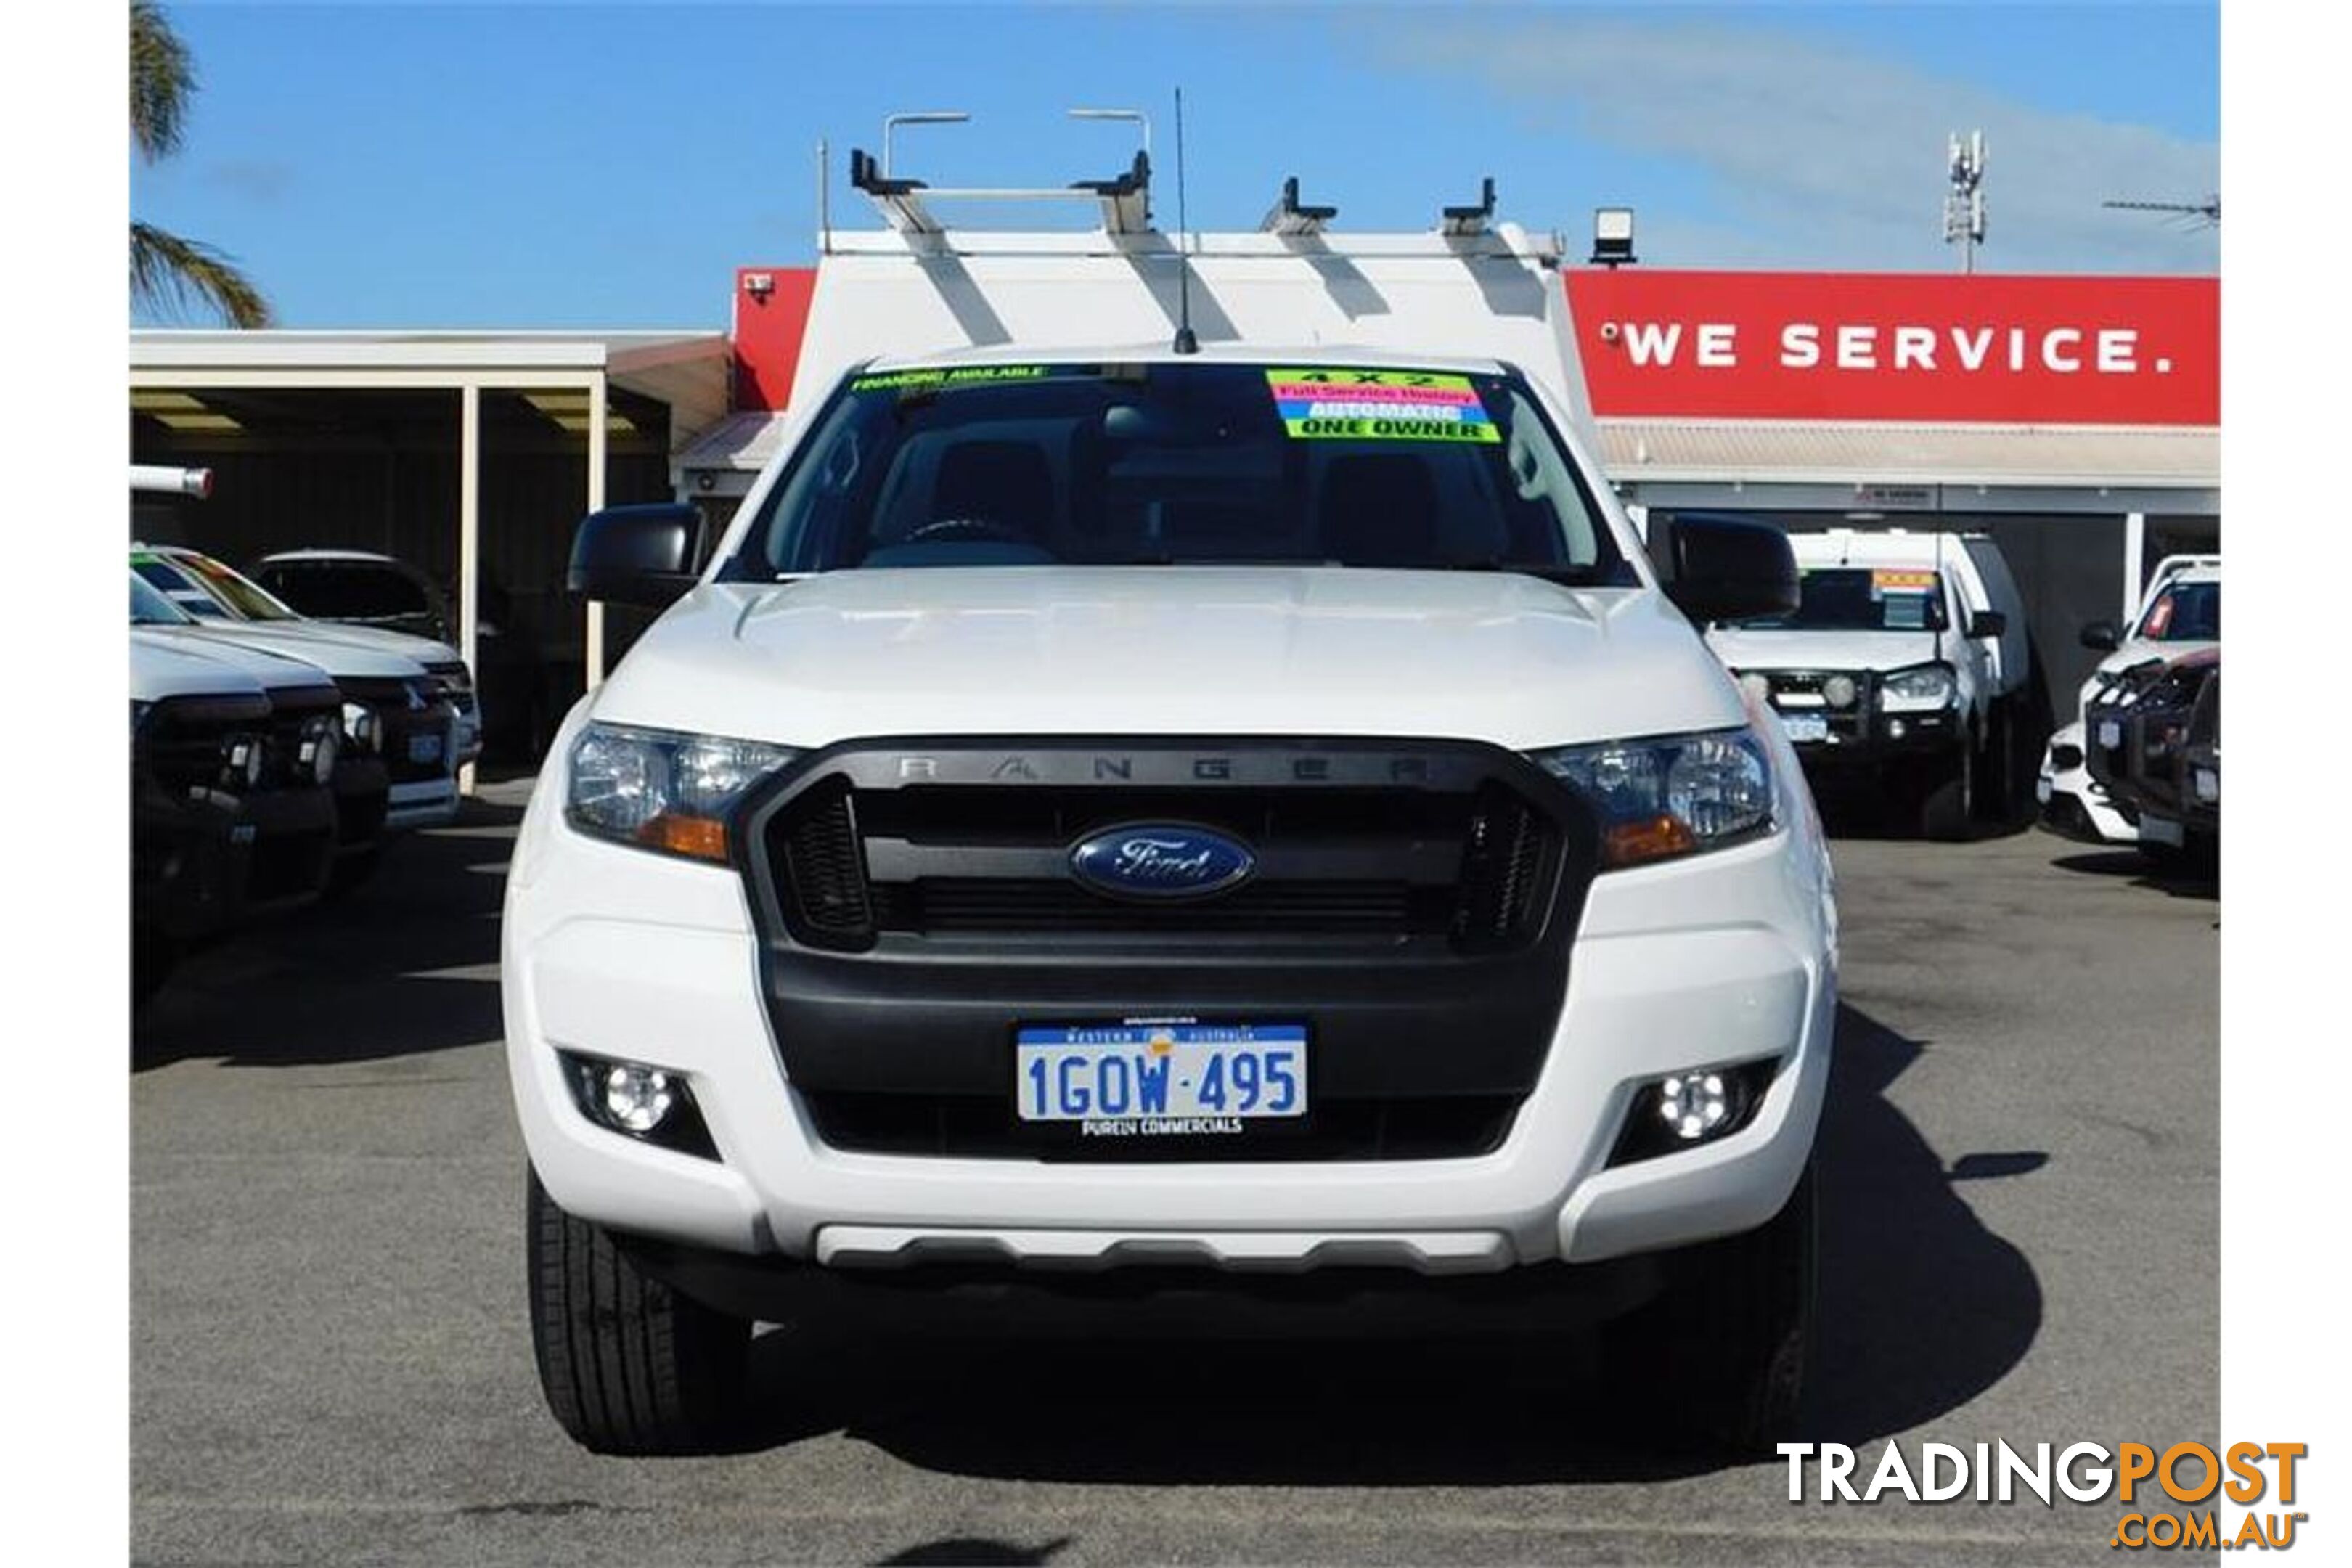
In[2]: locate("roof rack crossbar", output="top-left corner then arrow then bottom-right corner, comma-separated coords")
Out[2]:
1442,177 -> 1496,238
851,145 -> 1155,237
1262,175 -> 1336,237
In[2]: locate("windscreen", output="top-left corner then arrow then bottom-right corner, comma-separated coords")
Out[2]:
130,571 -> 192,626
2134,579 -> 2219,642
261,563 -> 429,619
179,552 -> 300,621
133,556 -> 232,620
1730,567 -> 1951,632
721,362 -> 1631,582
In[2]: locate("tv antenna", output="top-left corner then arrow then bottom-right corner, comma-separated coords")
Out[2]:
2104,195 -> 2220,230
1943,131 -> 1986,274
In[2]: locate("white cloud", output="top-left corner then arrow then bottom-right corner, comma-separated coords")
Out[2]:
1363,13 -> 2218,273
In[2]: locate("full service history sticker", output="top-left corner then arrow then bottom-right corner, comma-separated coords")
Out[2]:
1267,368 -> 1500,443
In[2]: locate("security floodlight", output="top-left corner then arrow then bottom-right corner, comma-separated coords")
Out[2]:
1591,207 -> 1636,267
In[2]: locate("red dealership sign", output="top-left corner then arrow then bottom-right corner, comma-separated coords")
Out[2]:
1564,270 -> 2216,426
727,265 -> 2216,426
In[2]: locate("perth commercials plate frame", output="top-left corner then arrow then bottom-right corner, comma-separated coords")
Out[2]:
1015,1019 -> 1309,1141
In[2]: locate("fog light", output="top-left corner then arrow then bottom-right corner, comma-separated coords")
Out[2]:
1738,671 -> 1771,704
558,1051 -> 718,1159
603,1064 -> 674,1132
1658,1071 -> 1729,1141
1609,1058 -> 1778,1167
1887,719 -> 1908,739
1823,674 -> 1858,709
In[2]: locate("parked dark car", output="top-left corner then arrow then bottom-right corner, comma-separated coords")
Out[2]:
249,550 -> 573,764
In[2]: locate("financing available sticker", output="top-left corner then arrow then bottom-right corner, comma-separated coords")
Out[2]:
848,364 -> 1050,393
1265,368 -> 1500,443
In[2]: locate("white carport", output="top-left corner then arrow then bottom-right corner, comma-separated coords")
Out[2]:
130,330 -> 730,773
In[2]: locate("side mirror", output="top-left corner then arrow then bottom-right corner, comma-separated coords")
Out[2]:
1967,609 -> 2007,639
1649,513 -> 1799,625
2079,621 -> 2120,653
567,503 -> 705,609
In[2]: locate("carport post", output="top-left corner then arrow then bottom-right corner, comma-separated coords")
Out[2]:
459,383 -> 481,796
586,373 -> 608,689
2122,510 -> 2146,620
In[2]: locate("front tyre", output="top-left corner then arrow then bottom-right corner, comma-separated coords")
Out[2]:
526,1167 -> 752,1455
1652,1162 -> 1817,1456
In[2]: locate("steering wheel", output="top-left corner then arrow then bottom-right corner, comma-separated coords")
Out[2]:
904,517 -> 1038,548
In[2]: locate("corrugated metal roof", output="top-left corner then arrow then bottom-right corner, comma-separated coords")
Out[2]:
1596,419 -> 2216,487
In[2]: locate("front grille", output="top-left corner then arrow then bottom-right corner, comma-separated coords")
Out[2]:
740,740 -> 1594,1164
759,767 -> 1561,956
1756,670 -> 1872,739
138,694 -> 273,796
801,1090 -> 1521,1161
776,780 -> 875,939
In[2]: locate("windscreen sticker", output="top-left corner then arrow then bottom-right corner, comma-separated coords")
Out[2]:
848,364 -> 1051,393
1871,569 -> 1937,594
1265,368 -> 1500,443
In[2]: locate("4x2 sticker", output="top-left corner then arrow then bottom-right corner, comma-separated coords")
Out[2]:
1266,368 -> 1500,443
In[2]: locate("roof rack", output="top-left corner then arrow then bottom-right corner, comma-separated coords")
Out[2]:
1261,176 -> 1336,237
1442,178 -> 1497,239
848,144 -> 1155,238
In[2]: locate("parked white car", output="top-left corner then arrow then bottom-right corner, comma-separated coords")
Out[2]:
503,344 -> 1839,1458
1704,528 -> 2032,839
2037,556 -> 2219,849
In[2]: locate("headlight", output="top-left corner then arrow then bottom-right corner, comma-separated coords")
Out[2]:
298,714 -> 340,784
132,700 -> 153,735
1879,663 -> 1956,711
566,722 -> 798,863
340,701 -> 380,752
1530,727 -> 1775,869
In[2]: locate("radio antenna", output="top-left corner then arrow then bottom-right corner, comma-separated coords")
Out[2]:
1172,86 -> 1198,354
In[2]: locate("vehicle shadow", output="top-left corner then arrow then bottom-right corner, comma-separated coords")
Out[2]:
731,1001 -> 2043,1484
129,794 -> 523,1071
2047,848 -> 2218,902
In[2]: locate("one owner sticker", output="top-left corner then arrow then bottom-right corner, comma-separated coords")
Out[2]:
1266,369 -> 1500,443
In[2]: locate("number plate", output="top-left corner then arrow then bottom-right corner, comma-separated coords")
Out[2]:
408,732 -> 445,765
2097,719 -> 2122,748
1016,1021 -> 1307,1132
1781,712 -> 1830,743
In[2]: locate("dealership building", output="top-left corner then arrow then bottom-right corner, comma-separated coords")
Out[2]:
131,244 -> 2217,763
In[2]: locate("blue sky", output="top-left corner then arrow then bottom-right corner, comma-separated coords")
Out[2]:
128,2 -> 2220,331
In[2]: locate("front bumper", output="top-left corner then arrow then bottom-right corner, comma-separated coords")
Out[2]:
503,732 -> 1837,1283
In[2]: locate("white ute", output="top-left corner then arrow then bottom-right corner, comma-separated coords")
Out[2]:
1707,528 -> 2033,839
502,155 -> 1839,1456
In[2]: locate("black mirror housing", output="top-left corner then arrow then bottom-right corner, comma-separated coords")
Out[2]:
1967,609 -> 2008,639
2079,621 -> 2120,652
1649,512 -> 1800,625
568,503 -> 705,609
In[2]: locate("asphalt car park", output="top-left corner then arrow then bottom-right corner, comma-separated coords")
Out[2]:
130,784 -> 2213,1567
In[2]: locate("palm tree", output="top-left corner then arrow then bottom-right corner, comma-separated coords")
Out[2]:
131,0 -> 271,327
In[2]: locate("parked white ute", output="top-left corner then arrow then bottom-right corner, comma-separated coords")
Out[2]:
502,346 -> 1839,1456
1705,528 -> 2032,839
2037,556 -> 2218,849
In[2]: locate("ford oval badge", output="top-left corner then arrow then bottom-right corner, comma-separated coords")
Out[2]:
1069,824 -> 1257,900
